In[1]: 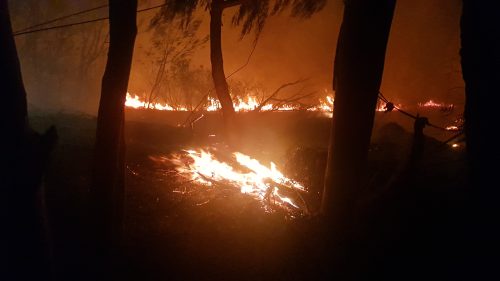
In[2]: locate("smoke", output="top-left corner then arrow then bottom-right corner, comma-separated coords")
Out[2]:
11,0 -> 463,116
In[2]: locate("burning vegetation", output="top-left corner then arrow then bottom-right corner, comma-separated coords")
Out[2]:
126,92 -> 459,115
5,0 -> 483,279
124,88 -> 464,215
125,92 -> 334,112
152,147 -> 309,215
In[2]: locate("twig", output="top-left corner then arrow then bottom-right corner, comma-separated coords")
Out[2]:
254,78 -> 309,112
270,91 -> 317,103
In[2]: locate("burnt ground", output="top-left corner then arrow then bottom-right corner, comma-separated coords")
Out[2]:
29,109 -> 469,281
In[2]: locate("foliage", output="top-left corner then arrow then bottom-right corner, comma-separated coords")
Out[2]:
151,0 -> 327,36
144,18 -> 209,109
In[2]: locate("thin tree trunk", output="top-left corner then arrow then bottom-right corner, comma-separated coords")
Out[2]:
321,0 -> 396,221
1,2 -> 56,280
210,0 -> 236,132
90,0 -> 137,274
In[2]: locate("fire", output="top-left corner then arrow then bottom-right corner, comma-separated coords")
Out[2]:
202,94 -> 299,111
446,125 -> 460,131
126,92 -> 459,115
166,149 -> 307,211
308,95 -> 334,112
206,97 -> 220,111
125,93 -> 189,111
126,92 -> 329,112
418,99 -> 454,111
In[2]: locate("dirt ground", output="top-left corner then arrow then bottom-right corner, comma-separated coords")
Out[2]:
30,109 -> 468,280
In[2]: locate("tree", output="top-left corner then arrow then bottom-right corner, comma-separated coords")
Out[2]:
321,0 -> 396,221
460,0 -> 500,203
145,18 -> 208,109
1,1 -> 57,280
76,19 -> 108,108
90,0 -> 137,275
153,0 -> 326,134
459,1 -> 500,278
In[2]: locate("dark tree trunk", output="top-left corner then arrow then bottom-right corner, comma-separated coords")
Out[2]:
90,0 -> 137,274
460,1 -> 500,201
460,1 -> 500,278
1,2 -> 56,280
321,0 -> 396,221
210,0 -> 236,133
1,3 -> 27,135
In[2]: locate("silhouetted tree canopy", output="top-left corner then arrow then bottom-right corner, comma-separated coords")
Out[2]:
152,0 -> 327,36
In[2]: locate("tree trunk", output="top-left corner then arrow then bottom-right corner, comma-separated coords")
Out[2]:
321,0 -> 396,221
210,0 -> 236,134
1,4 -> 27,135
460,1 -> 500,202
460,1 -> 500,278
1,2 -> 56,280
90,0 -> 137,274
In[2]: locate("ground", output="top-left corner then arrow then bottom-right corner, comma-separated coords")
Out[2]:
29,109 -> 467,280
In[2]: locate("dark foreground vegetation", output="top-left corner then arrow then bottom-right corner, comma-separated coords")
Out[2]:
30,110 -> 468,281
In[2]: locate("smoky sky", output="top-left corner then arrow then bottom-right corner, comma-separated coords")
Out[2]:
12,0 -> 463,115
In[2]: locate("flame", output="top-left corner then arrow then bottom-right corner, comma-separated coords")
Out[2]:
308,95 -> 334,112
125,93 -> 188,111
168,149 -> 306,210
418,99 -> 454,110
126,92 -> 330,113
234,96 -> 261,111
206,97 -> 220,111
127,92 -> 458,115
211,96 -> 300,112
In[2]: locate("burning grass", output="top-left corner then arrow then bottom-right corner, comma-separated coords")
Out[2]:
149,146 -> 310,217
126,92 -> 333,112
30,111 -> 468,281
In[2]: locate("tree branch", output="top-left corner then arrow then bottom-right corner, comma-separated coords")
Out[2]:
254,78 -> 309,112
270,91 -> 317,104
222,0 -> 241,9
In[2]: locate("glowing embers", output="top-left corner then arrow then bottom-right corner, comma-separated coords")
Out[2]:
159,148 -> 308,213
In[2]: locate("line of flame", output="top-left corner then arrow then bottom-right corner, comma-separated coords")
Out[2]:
126,92 -> 333,112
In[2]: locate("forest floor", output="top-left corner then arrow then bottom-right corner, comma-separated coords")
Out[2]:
30,109 -> 469,281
